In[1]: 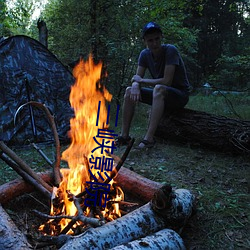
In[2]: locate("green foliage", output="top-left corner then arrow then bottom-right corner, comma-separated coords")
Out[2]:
208,55 -> 250,89
2,0 -> 250,95
0,0 -> 12,36
5,0 -> 35,35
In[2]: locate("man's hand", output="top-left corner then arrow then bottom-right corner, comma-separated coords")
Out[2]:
130,82 -> 141,102
131,74 -> 142,83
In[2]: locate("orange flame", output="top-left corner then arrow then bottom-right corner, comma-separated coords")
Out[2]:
44,55 -> 122,234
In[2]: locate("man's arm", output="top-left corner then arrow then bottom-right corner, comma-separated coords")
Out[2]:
129,66 -> 146,102
132,64 -> 176,87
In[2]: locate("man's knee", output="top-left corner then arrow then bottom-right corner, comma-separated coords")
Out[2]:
153,84 -> 167,98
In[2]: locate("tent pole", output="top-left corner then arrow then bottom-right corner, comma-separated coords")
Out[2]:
25,78 -> 38,142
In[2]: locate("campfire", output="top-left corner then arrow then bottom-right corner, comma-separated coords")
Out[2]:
0,55 -> 196,249
37,55 -> 127,236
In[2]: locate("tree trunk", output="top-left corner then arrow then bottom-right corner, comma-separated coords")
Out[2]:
155,108 -> 250,154
0,204 -> 32,249
37,19 -> 48,47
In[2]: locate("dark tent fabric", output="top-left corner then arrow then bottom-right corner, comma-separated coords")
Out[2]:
0,35 -> 75,144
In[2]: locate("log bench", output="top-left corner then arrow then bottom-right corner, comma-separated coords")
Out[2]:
155,108 -> 250,154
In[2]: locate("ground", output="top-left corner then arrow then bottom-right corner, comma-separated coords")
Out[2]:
0,97 -> 249,249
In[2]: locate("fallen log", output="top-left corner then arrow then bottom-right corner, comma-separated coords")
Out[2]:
110,228 -> 186,250
59,186 -> 195,250
0,204 -> 32,249
155,108 -> 250,154
0,171 -> 53,204
0,167 -> 160,205
114,166 -> 162,202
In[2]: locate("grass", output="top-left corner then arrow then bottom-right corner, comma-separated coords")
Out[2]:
0,94 -> 249,249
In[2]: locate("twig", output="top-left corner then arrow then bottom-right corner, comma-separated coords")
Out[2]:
75,138 -> 135,198
105,137 -> 135,183
0,141 -> 52,194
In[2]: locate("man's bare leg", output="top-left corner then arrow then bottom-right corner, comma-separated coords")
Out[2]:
120,87 -> 136,138
138,85 -> 166,147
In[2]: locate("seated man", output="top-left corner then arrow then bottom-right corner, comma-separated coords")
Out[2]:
117,22 -> 191,148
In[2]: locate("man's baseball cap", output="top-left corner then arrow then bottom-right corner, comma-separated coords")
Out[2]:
142,22 -> 162,38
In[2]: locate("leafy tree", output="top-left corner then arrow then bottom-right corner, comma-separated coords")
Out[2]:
185,0 -> 250,89
42,0 -> 198,99
0,0 -> 12,36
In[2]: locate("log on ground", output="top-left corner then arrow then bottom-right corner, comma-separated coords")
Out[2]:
0,204 -> 32,249
0,171 -> 53,205
155,108 -> 250,154
110,228 -> 186,250
59,186 -> 195,250
0,167 -> 160,205
114,166 -> 162,203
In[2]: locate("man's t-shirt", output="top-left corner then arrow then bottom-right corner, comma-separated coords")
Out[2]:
138,44 -> 191,91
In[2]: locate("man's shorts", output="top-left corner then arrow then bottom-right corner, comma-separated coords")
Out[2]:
140,87 -> 189,112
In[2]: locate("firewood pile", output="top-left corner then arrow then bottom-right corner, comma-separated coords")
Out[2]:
0,140 -> 196,250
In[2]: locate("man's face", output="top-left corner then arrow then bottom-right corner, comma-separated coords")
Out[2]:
143,31 -> 162,51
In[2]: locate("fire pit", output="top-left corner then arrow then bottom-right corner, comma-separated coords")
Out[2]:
0,55 -> 196,249
0,167 -> 195,249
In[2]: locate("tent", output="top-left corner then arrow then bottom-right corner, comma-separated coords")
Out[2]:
0,35 -> 75,145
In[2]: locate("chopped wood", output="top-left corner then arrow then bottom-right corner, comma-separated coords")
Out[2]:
59,185 -> 195,250
151,186 -> 196,231
156,108 -> 250,154
0,204 -> 32,249
59,202 -> 167,249
110,228 -> 186,250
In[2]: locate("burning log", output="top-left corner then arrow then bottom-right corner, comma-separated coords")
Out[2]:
110,228 -> 186,250
0,166 -> 160,205
59,185 -> 195,250
0,204 -> 32,249
156,108 -> 250,154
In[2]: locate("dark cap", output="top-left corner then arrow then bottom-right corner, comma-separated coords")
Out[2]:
142,22 -> 162,38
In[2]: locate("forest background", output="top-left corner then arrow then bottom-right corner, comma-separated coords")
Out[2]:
1,0 -> 250,100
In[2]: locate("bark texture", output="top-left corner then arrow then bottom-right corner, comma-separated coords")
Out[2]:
37,19 -> 48,47
59,187 -> 195,250
0,171 -> 53,204
110,228 -> 186,250
0,167 -> 159,205
0,204 -> 32,249
59,202 -> 166,250
156,108 -> 250,154
115,166 -> 162,202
